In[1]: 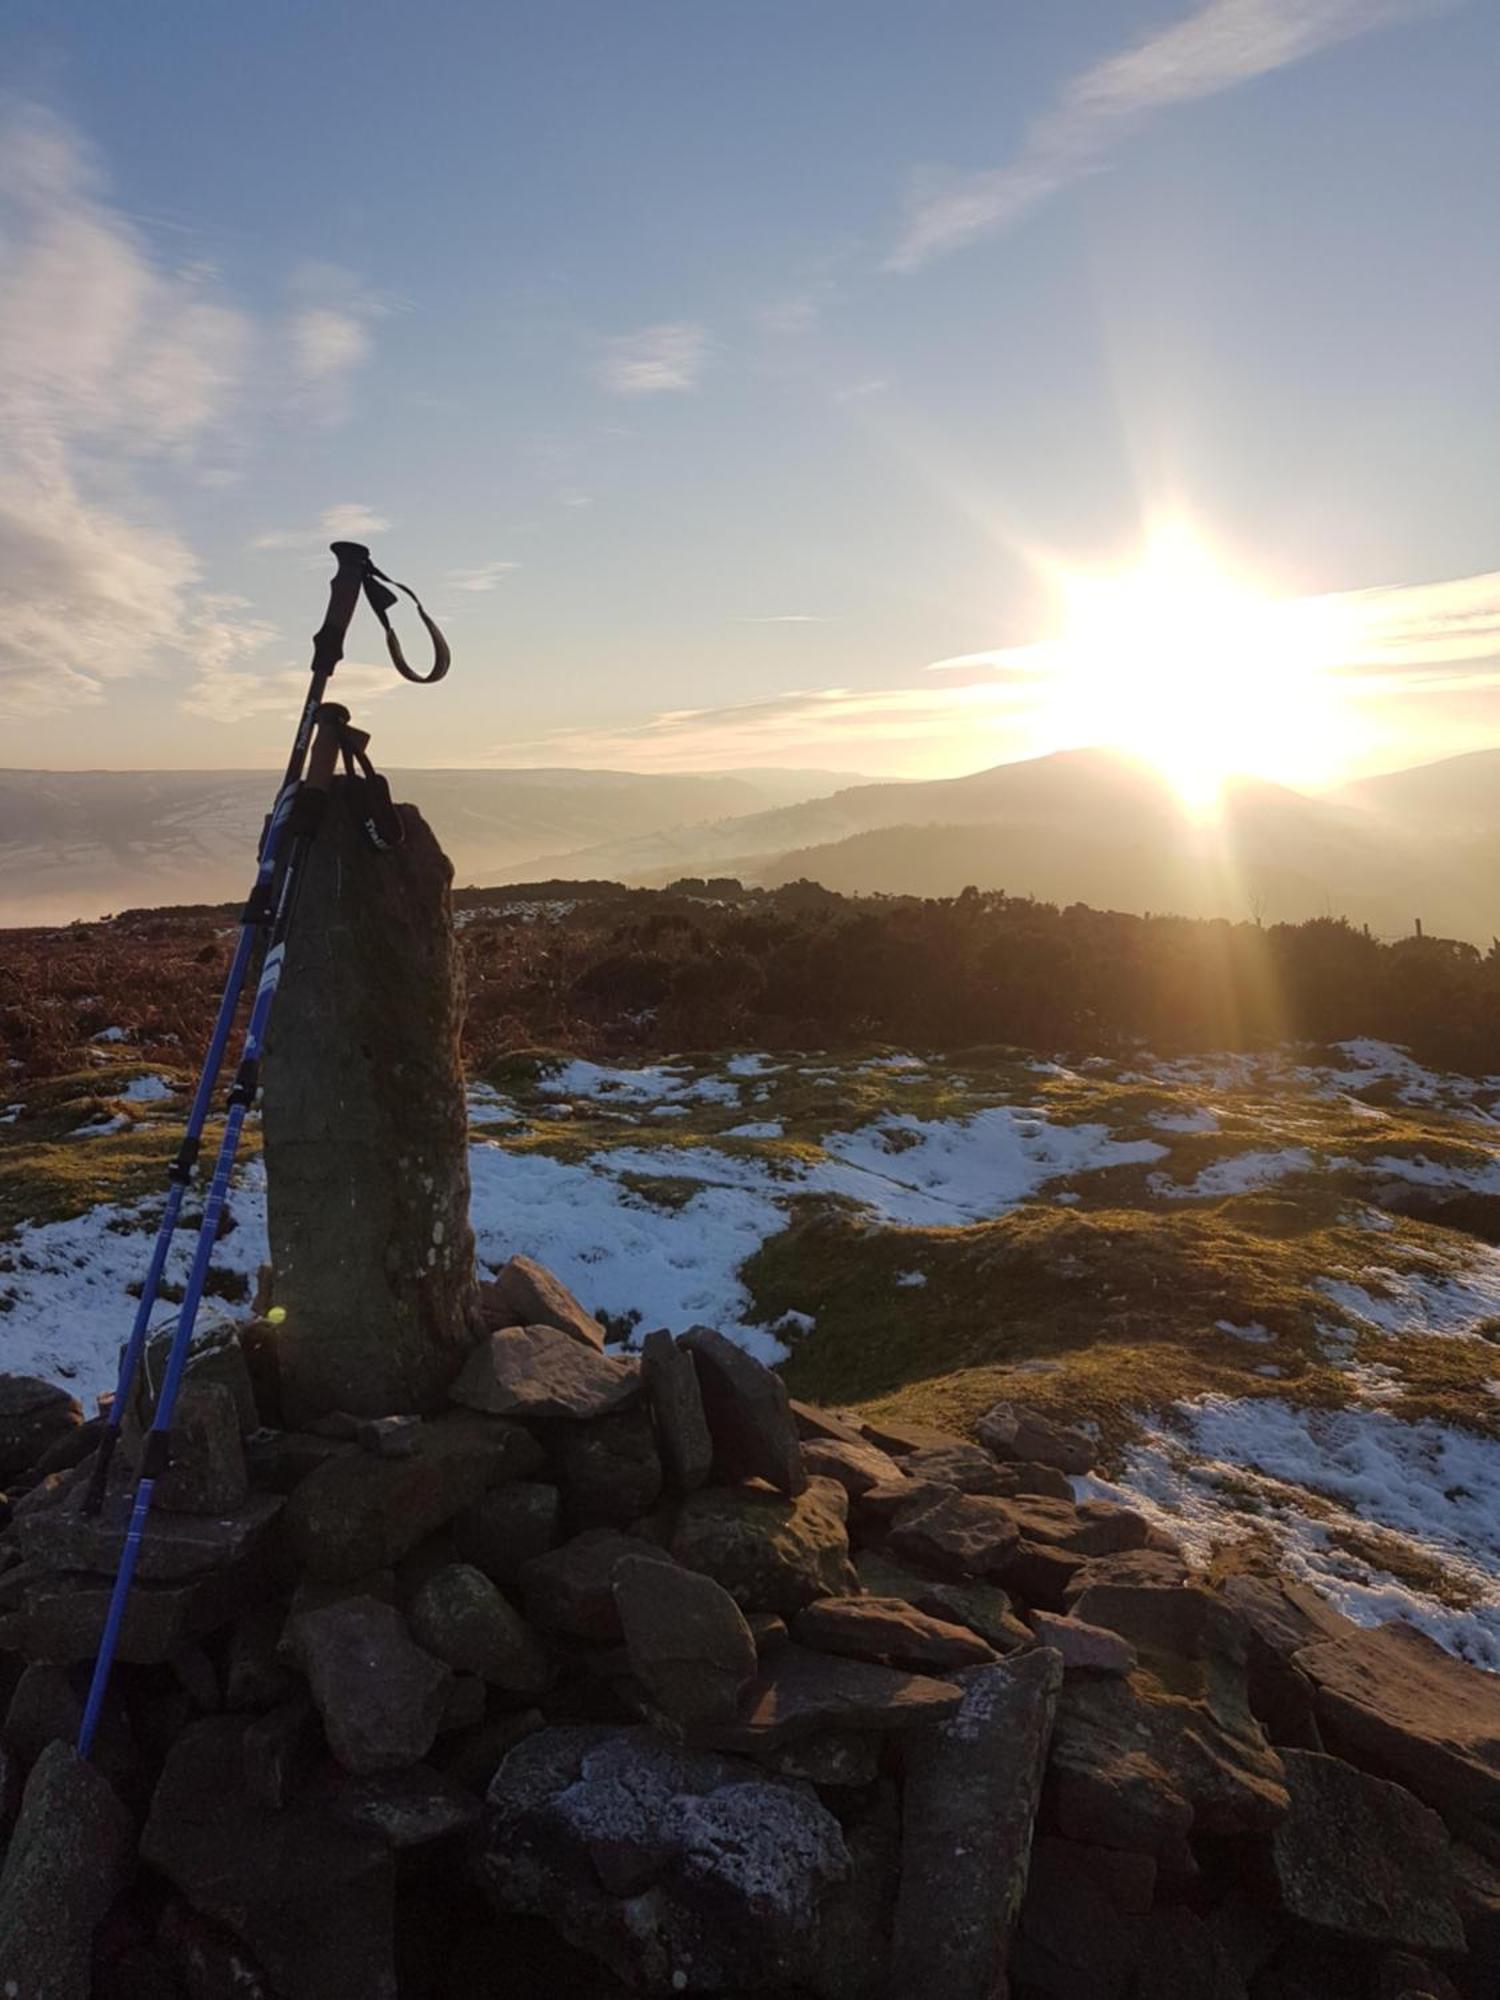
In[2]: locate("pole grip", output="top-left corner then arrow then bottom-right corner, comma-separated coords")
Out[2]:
305,703 -> 350,793
309,543 -> 370,681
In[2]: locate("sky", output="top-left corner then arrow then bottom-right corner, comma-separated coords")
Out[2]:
2,0 -> 1499,785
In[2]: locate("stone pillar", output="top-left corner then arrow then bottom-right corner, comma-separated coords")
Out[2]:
261,782 -> 478,1424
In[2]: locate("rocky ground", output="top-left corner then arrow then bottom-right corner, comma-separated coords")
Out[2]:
7,1033 -> 1500,1666
1,1264 -> 1499,1998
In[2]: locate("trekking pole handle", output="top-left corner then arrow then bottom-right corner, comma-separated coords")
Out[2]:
310,543 -> 371,681
305,703 -> 351,792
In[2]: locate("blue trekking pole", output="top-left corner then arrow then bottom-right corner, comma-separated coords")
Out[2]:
80,542 -> 449,1521
77,549 -> 450,1756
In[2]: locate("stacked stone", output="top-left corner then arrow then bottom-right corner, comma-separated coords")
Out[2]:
0,1265 -> 1497,1998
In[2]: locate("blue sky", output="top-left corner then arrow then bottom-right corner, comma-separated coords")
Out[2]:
3,0 -> 1498,781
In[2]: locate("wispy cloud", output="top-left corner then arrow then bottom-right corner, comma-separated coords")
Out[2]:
596,322 -> 708,396
281,263 -> 385,419
888,0 -> 1431,270
446,560 -> 520,593
252,503 -> 392,552
742,614 -> 832,625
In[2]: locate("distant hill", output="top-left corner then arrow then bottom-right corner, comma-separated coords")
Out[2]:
0,766 -> 863,927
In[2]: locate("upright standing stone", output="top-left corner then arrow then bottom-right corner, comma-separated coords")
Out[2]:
0,1741 -> 135,2000
261,786 -> 478,1422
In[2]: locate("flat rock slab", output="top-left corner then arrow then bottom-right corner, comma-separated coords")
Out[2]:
284,1411 -> 541,1581
1294,1620 -> 1500,1833
1030,1610 -> 1136,1675
640,1328 -> 713,1492
901,1441 -> 1011,1494
556,1406 -> 663,1524
0,1740 -> 135,2000
856,1550 -> 1033,1652
450,1325 -> 640,1421
790,1400 -> 870,1448
408,1562 -> 549,1693
801,1436 -> 906,1496
890,1648 -> 1064,2000
479,1725 -> 852,1994
670,1478 -> 857,1616
290,1595 -> 450,1774
0,1375 -> 82,1482
1004,1494 -> 1149,1557
614,1552 -> 757,1728
792,1595 -> 997,1673
521,1528 -> 669,1641
886,1487 -> 1020,1579
976,1402 -> 1095,1475
709,1642 -> 964,1749
18,1485 -> 283,1584
143,1717 -> 397,2000
681,1324 -> 807,1496
1272,1749 -> 1464,1954
20,1553 -> 275,1666
488,1253 -> 606,1350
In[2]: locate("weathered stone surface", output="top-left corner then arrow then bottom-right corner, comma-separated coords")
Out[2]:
1132,1907 -> 1248,2000
1066,1580 -> 1246,1668
885,1486 -> 1020,1578
450,1324 -> 640,1421
157,1379 -> 249,1516
857,1415 -> 967,1456
283,1410 -> 540,1580
1008,1460 -> 1076,1501
681,1324 -> 807,1496
889,1648 -> 1064,2000
1014,1835 -> 1154,2000
290,1595 -> 450,1774
244,1693 -> 324,1810
1218,1571 -> 1356,1748
355,1414 -> 421,1458
142,1716 -> 397,2000
478,1725 -> 853,1995
640,1327 -> 713,1492
800,1435 -> 905,1496
322,1762 -> 482,1847
1,1663 -> 135,1796
1046,1662 -> 1288,1852
614,1552 -> 756,1728
1030,1610 -> 1136,1675
976,1402 -> 1095,1475
792,1595 -> 997,1672
0,1375 -> 82,1481
761,1730 -> 881,1788
521,1527 -> 665,1641
489,1252 -> 605,1350
902,1440 -> 1010,1493
670,1477 -> 857,1616
261,788 -> 478,1424
451,1480 -> 559,1586
244,1427 -> 353,1493
1004,1493 -> 1149,1557
223,1605 -> 297,1712
789,1399 -> 869,1448
711,1643 -> 963,1750
17,1481 -> 282,1583
855,1549 -> 1033,1651
556,1406 -> 663,1524
1272,1749 -> 1464,1953
0,1740 -> 135,2000
1295,1620 -> 1500,1833
408,1562 -> 549,1693
21,1558 -> 270,1667
1062,1546 -> 1191,1604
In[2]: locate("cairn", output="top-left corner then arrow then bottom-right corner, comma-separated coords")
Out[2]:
0,1282 -> 1497,1997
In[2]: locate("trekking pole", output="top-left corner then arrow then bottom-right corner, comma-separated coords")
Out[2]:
77,701 -> 355,1756
80,543 -> 448,1518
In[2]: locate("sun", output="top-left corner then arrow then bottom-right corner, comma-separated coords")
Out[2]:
1040,521 -> 1351,815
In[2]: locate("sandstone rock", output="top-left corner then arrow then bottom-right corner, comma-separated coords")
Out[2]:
556,1406 -> 663,1524
478,1725 -> 854,1994
761,1729 -> 882,1788
244,1692 -> 324,1810
1004,1493 -> 1149,1556
681,1324 -> 807,1496
0,1741 -> 135,2000
711,1643 -> 963,1749
0,1376 -> 82,1481
613,1552 -> 757,1728
521,1527 -> 665,1641
1295,1620 -> 1500,1834
488,1253 -> 605,1350
1008,1460 -> 1077,1500
244,1427 -> 353,1493
857,1415 -> 968,1456
789,1399 -> 869,1448
322,1762 -> 482,1847
640,1328 -> 713,1491
20,1556 -> 273,1668
855,1549 -> 1033,1651
1066,1580 -> 1247,1668
976,1402 -> 1095,1475
1030,1610 -> 1136,1675
156,1379 -> 249,1516
889,1649 -> 1064,2000
223,1604 -> 298,1712
1218,1572 -> 1356,1748
792,1594 -> 997,1672
2,1662 -> 136,1802
1002,1539 -> 1085,1610
1132,1906 -> 1248,2000
800,1435 -> 905,1496
1014,1835 -> 1154,2000
1062,1546 -> 1191,1604
901,1440 -> 1010,1493
290,1595 -> 450,1774
408,1562 -> 550,1693
284,1410 -> 540,1580
17,1480 -> 282,1584
142,1716 -> 397,2000
355,1414 -> 421,1458
451,1481 -> 560,1586
1272,1748 -> 1464,1953
449,1324 -> 640,1421
670,1477 -> 857,1616
885,1486 -> 1020,1578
